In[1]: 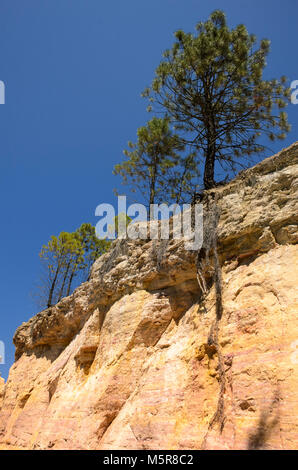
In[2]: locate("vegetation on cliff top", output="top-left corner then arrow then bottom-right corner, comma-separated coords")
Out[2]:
117,9 -> 290,198
37,223 -> 110,308
37,10 -> 291,307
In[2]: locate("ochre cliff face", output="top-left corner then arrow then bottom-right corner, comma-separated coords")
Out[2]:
0,143 -> 297,450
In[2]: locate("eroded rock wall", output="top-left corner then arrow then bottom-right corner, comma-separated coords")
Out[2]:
0,143 -> 297,449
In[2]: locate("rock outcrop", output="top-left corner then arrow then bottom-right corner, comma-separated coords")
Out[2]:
0,377 -> 4,402
0,143 -> 297,450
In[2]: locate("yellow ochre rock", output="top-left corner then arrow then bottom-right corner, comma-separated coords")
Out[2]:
0,142 -> 297,449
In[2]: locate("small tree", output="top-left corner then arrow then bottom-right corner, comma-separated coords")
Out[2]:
159,153 -> 199,203
143,10 -> 291,189
57,234 -> 84,301
39,232 -> 81,307
108,213 -> 132,239
38,224 -> 110,308
74,223 -> 111,285
114,117 -> 197,206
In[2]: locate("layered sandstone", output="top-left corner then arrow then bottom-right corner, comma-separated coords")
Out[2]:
0,143 -> 297,450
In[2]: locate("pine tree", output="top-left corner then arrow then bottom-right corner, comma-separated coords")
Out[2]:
142,10 -> 291,189
73,223 -> 111,286
38,224 -> 110,309
108,214 -> 132,239
114,117 -> 197,206
39,232 -> 81,307
57,234 -> 83,302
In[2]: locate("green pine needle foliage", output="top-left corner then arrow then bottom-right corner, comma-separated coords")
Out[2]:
142,10 -> 291,189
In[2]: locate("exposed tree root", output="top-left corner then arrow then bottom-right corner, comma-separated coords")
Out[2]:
197,194 -> 226,446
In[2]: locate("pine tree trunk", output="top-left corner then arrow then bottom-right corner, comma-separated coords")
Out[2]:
66,269 -> 75,297
203,145 -> 216,190
57,261 -> 71,302
47,265 -> 60,308
203,83 -> 217,190
203,113 -> 216,189
149,154 -> 158,206
150,181 -> 155,206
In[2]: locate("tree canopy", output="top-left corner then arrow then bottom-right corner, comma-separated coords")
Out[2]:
38,224 -> 110,309
142,10 -> 291,189
114,116 -> 198,206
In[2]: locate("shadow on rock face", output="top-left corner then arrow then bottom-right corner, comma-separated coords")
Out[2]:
247,389 -> 280,450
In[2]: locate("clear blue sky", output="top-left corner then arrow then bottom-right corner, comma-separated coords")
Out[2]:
0,0 -> 297,380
